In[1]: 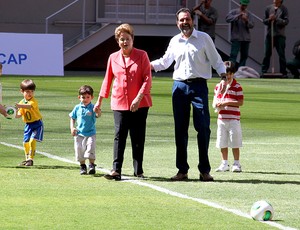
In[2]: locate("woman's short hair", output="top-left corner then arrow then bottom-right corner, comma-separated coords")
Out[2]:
115,23 -> 134,41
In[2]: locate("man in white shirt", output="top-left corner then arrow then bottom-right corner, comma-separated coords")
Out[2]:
151,8 -> 226,182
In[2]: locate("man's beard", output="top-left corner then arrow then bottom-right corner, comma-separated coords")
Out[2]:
180,24 -> 192,36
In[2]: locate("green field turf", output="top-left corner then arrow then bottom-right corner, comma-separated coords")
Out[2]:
0,75 -> 299,230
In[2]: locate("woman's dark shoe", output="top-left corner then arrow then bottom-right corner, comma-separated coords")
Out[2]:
134,173 -> 145,179
104,171 -> 121,181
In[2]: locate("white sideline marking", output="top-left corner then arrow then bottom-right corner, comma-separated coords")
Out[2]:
0,141 -> 297,230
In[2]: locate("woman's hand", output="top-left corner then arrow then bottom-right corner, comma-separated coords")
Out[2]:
94,107 -> 101,118
130,98 -> 140,112
130,93 -> 143,112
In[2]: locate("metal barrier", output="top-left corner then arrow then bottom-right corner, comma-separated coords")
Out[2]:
46,0 -> 265,69
45,0 -> 87,39
96,0 -> 187,24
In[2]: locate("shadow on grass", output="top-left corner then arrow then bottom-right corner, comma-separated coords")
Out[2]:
244,171 -> 300,176
213,179 -> 300,185
33,165 -> 79,170
1,165 -> 78,170
91,173 -> 106,177
3,165 -> 107,177
100,174 -> 179,182
144,176 -> 300,185
141,176 -> 202,182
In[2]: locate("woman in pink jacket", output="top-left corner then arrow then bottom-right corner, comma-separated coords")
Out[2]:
94,24 -> 152,180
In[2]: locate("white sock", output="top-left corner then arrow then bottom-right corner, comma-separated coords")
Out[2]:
234,160 -> 240,165
222,160 -> 228,165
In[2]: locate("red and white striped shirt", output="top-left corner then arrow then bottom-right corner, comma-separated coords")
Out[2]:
214,79 -> 243,120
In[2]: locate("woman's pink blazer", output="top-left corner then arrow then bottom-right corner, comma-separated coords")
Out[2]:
100,48 -> 152,111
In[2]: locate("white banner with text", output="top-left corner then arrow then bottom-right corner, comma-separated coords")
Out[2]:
0,33 -> 63,76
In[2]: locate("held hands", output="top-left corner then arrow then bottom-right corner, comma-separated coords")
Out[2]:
93,102 -> 102,117
94,107 -> 101,118
71,128 -> 77,136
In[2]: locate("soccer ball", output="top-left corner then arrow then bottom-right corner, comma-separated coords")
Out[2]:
250,200 -> 274,221
5,106 -> 16,119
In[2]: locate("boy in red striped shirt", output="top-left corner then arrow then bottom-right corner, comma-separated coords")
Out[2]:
213,61 -> 244,172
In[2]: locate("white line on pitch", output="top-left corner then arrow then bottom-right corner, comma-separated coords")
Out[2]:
0,141 -> 297,230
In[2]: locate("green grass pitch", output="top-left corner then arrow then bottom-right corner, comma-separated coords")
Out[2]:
0,74 -> 299,229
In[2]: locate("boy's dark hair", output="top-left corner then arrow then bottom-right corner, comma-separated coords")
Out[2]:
20,79 -> 36,91
79,85 -> 94,96
225,61 -> 235,73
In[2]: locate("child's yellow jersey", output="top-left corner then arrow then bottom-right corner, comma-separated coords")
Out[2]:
18,97 -> 42,123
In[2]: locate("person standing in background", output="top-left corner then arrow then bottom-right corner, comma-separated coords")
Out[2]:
287,40 -> 300,79
226,0 -> 254,70
192,0 -> 218,42
0,63 -> 7,118
261,0 -> 289,77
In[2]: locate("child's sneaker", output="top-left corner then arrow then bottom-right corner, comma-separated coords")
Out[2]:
25,159 -> 33,166
88,163 -> 96,175
80,164 -> 87,175
232,163 -> 242,172
215,163 -> 230,172
19,160 -> 27,166
19,160 -> 33,166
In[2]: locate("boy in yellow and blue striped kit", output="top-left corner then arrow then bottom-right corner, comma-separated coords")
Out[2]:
16,79 -> 43,166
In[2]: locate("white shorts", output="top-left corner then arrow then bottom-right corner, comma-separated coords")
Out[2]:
74,135 -> 96,162
216,119 -> 242,149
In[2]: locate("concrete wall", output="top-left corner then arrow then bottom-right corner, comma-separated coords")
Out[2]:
0,0 -> 96,43
1,0 -> 298,70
